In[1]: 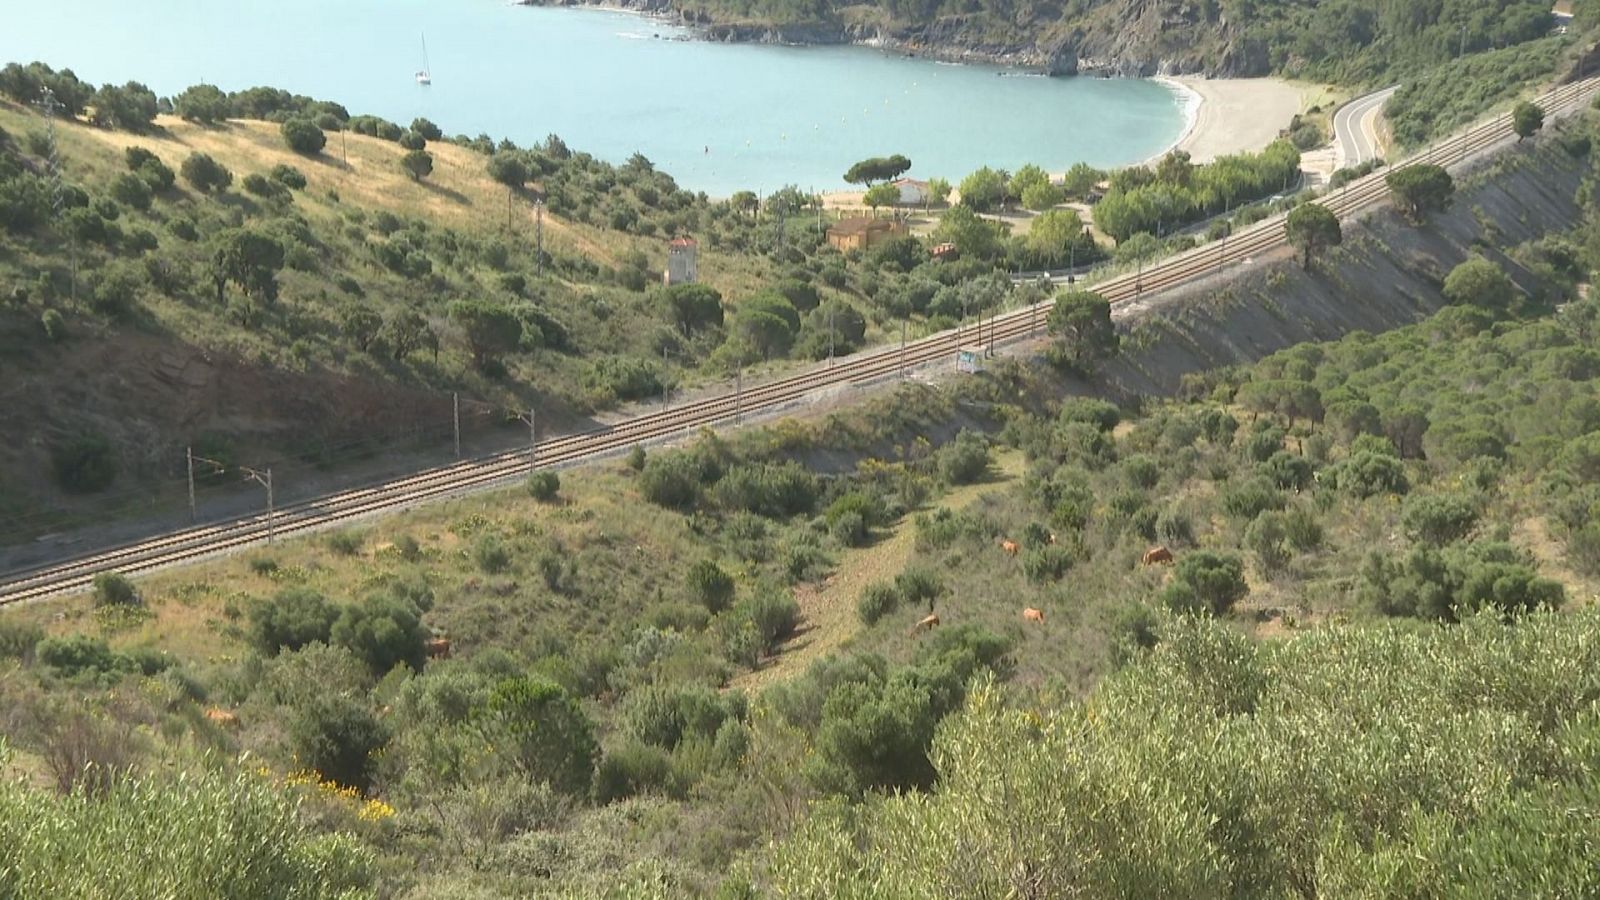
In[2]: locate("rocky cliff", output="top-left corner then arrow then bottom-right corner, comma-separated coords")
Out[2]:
519,0 -> 1261,76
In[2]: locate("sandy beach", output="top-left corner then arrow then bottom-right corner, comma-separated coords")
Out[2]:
1157,76 -> 1313,164
820,75 -> 1318,211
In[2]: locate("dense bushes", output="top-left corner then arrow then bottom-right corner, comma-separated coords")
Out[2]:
1161,551 -> 1247,616
290,694 -> 387,791
329,594 -> 431,674
1093,143 -> 1301,243
772,611 -> 1600,895
280,119 -> 327,155
1360,540 -> 1563,621
249,588 -> 337,656
0,761 -> 374,897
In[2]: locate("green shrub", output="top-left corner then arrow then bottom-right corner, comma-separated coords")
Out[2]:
270,163 -> 307,189
831,510 -> 869,547
36,634 -> 121,677
1327,451 -> 1409,498
742,589 -> 799,653
288,694 -> 387,791
687,559 -> 736,614
91,572 -> 137,608
1245,511 -> 1291,574
526,470 -> 560,502
330,594 -> 429,674
108,171 -> 152,210
1222,476 -> 1285,520
713,462 -> 818,518
0,617 -> 44,661
857,582 -> 900,625
0,765 -> 374,896
640,453 -> 704,510
325,529 -> 363,556
248,588 -> 336,656
1022,546 -> 1073,583
280,118 -> 326,155
1162,551 -> 1247,616
938,430 -> 990,485
893,568 -> 943,609
1057,398 -> 1121,432
1402,493 -> 1480,545
475,534 -> 511,573
1282,505 -> 1324,551
592,740 -> 676,803
479,676 -> 599,797
1121,455 -> 1161,489
51,433 -> 117,493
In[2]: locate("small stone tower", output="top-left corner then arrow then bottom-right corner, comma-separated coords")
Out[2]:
664,236 -> 698,286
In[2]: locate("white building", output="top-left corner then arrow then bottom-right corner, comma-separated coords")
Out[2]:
892,178 -> 930,206
664,236 -> 698,286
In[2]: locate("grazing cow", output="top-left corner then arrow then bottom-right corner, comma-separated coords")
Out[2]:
1000,539 -> 1020,557
1023,607 -> 1045,624
909,613 -> 940,635
424,637 -> 452,660
1141,545 -> 1174,566
204,708 -> 240,729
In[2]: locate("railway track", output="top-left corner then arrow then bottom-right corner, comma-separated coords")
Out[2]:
4,76 -> 1597,605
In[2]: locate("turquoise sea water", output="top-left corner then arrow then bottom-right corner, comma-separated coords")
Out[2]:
1,0 -> 1188,195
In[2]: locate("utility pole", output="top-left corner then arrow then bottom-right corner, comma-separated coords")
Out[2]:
735,366 -> 743,423
453,392 -> 461,458
190,453 -> 273,541
516,409 -> 537,467
252,467 -> 274,544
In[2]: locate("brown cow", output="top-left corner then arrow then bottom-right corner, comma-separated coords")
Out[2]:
424,637 -> 452,660
1023,607 -> 1045,624
1000,539 -> 1020,557
909,613 -> 940,635
1141,546 -> 1174,566
204,708 -> 240,729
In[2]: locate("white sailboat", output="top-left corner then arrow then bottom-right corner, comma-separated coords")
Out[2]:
416,33 -> 432,85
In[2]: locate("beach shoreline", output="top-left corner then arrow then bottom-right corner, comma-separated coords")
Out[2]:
1159,76 -> 1310,164
819,75 -> 1308,209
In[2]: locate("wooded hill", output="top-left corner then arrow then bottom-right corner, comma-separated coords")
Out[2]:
664,0 -> 1562,83
4,119 -> 1600,889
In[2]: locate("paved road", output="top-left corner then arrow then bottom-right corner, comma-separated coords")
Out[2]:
1334,86 -> 1399,168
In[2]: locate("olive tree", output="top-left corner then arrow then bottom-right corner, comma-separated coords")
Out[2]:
1046,289 -> 1119,373
1284,203 -> 1342,270
1386,164 -> 1453,223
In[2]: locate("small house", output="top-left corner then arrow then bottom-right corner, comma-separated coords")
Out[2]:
663,236 -> 698,286
891,178 -> 930,206
825,217 -> 908,253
